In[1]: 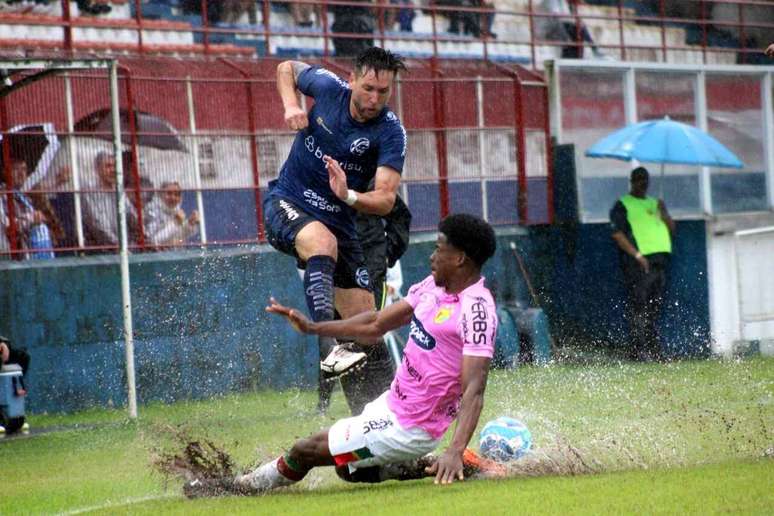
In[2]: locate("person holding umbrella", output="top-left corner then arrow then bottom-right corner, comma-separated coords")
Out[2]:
609,166 -> 675,362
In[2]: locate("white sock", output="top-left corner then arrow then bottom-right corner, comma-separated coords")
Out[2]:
236,458 -> 297,492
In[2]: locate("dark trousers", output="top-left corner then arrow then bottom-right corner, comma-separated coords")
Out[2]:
5,346 -> 30,391
561,22 -> 596,58
622,253 -> 670,361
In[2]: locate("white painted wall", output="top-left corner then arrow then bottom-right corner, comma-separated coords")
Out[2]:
707,213 -> 774,356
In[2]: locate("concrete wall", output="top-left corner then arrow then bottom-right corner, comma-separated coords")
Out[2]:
0,222 -> 711,414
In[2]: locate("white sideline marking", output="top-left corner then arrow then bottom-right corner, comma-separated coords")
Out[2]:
57,493 -> 177,515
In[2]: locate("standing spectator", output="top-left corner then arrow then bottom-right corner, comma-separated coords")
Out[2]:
436,0 -> 495,39
144,181 -> 199,249
182,0 -> 255,24
384,0 -> 416,32
0,158 -> 56,259
329,0 -> 375,57
541,0 -> 606,59
609,167 -> 675,361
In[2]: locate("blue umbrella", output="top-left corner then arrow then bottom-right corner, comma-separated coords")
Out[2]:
585,117 -> 744,168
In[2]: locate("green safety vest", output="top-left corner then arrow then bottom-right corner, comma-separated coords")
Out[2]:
620,194 -> 672,255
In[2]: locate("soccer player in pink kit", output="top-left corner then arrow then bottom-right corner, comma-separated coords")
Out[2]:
184,213 -> 499,497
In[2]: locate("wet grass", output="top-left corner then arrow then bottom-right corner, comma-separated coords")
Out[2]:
2,357 -> 773,515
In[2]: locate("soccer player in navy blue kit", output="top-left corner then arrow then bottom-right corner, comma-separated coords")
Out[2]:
264,47 -> 408,384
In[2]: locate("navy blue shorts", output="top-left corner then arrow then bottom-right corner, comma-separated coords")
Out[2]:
263,194 -> 372,291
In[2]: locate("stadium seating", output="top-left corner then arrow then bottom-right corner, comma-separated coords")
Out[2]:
0,1 -> 755,64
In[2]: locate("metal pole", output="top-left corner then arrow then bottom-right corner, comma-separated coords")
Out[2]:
623,66 -> 637,125
476,76 -> 488,221
762,72 -> 774,211
694,70 -> 712,216
185,76 -> 207,243
110,62 -> 138,420
395,78 -> 409,205
64,73 -> 85,249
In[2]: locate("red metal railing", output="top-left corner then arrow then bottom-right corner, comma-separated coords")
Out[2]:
0,0 -> 767,67
0,57 -> 551,259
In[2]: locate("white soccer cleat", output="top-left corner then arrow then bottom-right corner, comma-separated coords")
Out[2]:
320,342 -> 367,379
233,458 -> 295,493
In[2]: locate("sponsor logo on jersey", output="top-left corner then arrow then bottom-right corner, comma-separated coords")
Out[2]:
470,297 -> 490,345
355,266 -> 370,288
303,189 -> 342,213
314,68 -> 350,90
316,116 -> 333,135
350,137 -> 370,156
304,135 -> 363,174
409,316 -> 436,350
279,200 -> 300,221
433,306 -> 453,324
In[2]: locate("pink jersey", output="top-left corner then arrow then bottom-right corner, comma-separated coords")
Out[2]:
386,274 -> 497,439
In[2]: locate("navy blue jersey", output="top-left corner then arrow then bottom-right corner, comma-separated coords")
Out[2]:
270,66 -> 407,238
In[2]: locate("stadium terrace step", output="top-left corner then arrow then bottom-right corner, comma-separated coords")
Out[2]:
0,37 -> 255,58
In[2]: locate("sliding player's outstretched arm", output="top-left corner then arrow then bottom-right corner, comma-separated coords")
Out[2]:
426,356 -> 491,484
267,296 -> 413,343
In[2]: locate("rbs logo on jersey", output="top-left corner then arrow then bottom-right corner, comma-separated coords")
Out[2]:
409,316 -> 436,350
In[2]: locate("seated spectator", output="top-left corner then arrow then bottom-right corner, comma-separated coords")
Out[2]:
81,151 -> 140,250
289,0 -> 322,28
144,181 -> 199,248
182,0 -> 255,24
75,0 -> 111,16
329,0 -> 375,57
0,335 -> 29,397
384,0 -> 415,32
540,0 -> 606,59
0,158 -> 57,259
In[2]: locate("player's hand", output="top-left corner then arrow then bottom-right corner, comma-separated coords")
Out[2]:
425,449 -> 465,485
284,105 -> 308,131
266,297 -> 312,333
323,155 -> 349,201
766,43 -> 774,57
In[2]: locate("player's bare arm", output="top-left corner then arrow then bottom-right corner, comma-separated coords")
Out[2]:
267,297 -> 413,341
276,60 -> 311,131
426,356 -> 491,484
612,231 -> 649,272
324,157 -> 400,216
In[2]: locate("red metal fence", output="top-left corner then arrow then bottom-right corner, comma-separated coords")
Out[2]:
0,56 -> 551,258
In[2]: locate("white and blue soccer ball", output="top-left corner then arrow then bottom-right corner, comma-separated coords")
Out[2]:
479,416 -> 532,462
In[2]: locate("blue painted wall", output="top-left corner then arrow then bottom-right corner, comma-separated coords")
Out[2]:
0,221 -> 710,414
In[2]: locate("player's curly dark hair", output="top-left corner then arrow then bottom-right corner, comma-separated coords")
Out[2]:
354,47 -> 407,78
438,213 -> 497,268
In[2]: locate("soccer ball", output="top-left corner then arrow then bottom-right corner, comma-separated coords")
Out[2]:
478,417 -> 532,462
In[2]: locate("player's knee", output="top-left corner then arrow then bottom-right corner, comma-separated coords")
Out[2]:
336,465 -> 382,483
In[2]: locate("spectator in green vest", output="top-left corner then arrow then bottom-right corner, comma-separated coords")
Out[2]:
609,166 -> 675,361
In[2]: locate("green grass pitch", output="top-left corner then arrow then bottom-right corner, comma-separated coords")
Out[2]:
2,357 -> 773,514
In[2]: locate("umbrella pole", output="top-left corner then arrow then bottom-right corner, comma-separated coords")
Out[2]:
660,163 -> 665,200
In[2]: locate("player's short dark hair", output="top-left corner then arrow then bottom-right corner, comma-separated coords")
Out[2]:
354,47 -> 406,78
438,213 -> 497,268
631,166 -> 649,180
